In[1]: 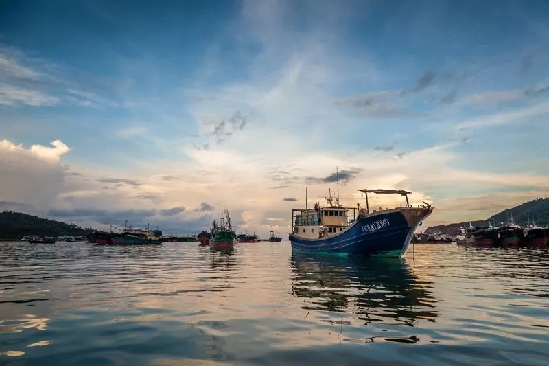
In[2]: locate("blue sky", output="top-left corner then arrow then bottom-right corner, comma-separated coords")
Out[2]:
1,0 -> 549,234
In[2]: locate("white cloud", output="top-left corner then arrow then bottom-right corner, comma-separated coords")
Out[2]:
0,47 -> 116,108
0,83 -> 59,106
0,139 -> 71,162
462,90 -> 522,105
453,100 -> 549,131
0,139 -> 71,211
0,53 -> 40,79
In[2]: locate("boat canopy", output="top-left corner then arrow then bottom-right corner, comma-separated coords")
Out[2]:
358,189 -> 412,196
358,189 -> 413,214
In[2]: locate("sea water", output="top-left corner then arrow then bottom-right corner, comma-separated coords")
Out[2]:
0,242 -> 548,365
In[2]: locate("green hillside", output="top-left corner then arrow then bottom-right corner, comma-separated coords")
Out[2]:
425,197 -> 549,235
0,211 -> 88,240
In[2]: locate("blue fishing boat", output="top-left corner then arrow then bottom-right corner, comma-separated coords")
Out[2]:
289,188 -> 433,257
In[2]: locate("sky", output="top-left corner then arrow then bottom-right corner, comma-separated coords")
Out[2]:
1,0 -> 549,236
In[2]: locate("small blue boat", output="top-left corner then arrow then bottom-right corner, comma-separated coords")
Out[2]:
289,188 -> 433,257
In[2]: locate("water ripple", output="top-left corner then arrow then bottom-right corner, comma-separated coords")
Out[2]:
0,242 -> 548,365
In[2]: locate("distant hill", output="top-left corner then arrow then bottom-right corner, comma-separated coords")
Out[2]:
425,197 -> 549,236
0,211 -> 90,240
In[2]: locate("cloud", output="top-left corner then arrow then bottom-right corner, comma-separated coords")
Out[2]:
0,201 -> 40,215
196,202 -> 214,212
454,100 -> 549,131
524,82 -> 549,97
407,70 -> 436,93
282,197 -> 298,202
305,169 -> 362,185
462,90 -> 521,105
0,139 -> 70,211
333,70 -> 437,117
47,206 -> 211,233
159,206 -> 185,216
374,146 -> 394,152
159,175 -> 179,181
0,83 -> 60,106
0,52 -> 41,79
97,178 -> 141,186
440,90 -> 457,105
0,45 -> 119,108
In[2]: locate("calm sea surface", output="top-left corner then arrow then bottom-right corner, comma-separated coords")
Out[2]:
1,242 -> 548,365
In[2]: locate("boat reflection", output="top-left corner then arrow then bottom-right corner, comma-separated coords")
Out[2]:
209,247 -> 238,270
290,252 -> 438,327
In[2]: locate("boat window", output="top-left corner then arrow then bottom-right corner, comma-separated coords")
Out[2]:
340,228 -> 342,231
311,229 -> 314,233
302,228 -> 305,233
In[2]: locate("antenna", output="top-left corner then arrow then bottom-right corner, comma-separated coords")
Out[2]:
305,187 -> 308,211
336,166 -> 339,201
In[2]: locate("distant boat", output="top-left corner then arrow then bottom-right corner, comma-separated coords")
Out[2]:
455,223 -> 475,246
89,222 -> 163,245
28,236 -> 57,244
210,209 -> 237,250
110,224 -> 163,245
237,232 -> 260,243
268,230 -> 282,242
288,187 -> 433,257
197,231 -> 211,246
523,221 -> 548,247
472,216 -> 524,247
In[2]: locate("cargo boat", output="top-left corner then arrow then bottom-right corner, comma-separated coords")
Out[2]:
523,222 -> 548,247
472,218 -> 524,247
89,223 -> 163,245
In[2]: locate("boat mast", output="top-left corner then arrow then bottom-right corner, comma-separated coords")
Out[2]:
305,187 -> 308,211
336,166 -> 339,205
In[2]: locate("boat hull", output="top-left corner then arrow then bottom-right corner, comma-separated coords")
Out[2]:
289,208 -> 430,257
110,235 -> 162,245
523,228 -> 548,247
523,237 -> 548,247
211,239 -> 236,250
211,230 -> 236,250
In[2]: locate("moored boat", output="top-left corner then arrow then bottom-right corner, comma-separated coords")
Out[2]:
28,236 -> 57,244
523,222 -> 548,247
455,223 -> 476,246
472,224 -> 498,246
288,188 -> 433,257
197,230 -> 211,246
472,217 -> 524,247
89,222 -> 163,245
86,231 -> 113,245
210,209 -> 237,250
237,232 -> 260,243
268,230 -> 282,242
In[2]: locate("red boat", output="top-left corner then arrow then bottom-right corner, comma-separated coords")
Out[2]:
197,231 -> 211,246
